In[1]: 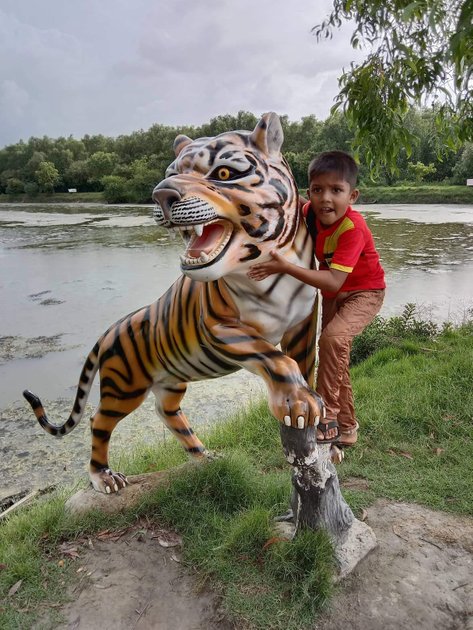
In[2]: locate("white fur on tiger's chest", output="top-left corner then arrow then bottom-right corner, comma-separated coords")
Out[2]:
226,273 -> 317,346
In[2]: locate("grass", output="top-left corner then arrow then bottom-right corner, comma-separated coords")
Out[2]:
0,192 -> 104,204
1,315 -> 472,629
341,324 -> 473,515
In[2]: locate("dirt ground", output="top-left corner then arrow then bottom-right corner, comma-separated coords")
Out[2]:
45,499 -> 473,630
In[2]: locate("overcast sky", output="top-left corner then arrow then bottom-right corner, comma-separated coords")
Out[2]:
0,0 -> 365,148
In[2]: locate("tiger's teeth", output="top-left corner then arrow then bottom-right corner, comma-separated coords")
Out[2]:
200,252 -> 209,263
194,224 -> 204,237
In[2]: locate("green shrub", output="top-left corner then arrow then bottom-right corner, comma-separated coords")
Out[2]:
351,303 -> 439,365
24,181 -> 39,196
101,175 -> 129,203
5,177 -> 24,195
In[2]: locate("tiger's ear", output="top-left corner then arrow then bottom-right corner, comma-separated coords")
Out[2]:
250,112 -> 284,157
173,134 -> 193,157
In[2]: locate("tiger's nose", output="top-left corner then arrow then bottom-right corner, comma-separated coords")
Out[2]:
152,186 -> 181,220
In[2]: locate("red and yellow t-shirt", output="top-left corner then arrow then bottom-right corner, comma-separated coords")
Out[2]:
303,203 -> 385,298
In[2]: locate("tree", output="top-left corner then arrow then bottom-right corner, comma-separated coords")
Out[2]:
126,157 -> 161,203
451,142 -> 473,183
35,161 -> 60,193
5,177 -> 24,195
22,151 -> 47,180
407,161 -> 436,183
285,150 -> 312,188
86,151 -> 119,188
64,160 -> 90,190
101,175 -> 129,203
314,1 -> 473,174
24,182 -> 39,196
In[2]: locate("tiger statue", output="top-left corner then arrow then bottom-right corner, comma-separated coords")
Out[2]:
23,112 -> 324,494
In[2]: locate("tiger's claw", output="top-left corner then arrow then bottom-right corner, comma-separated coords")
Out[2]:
90,469 -> 128,494
276,387 -> 324,429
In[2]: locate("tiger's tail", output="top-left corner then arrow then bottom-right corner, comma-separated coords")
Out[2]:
23,341 -> 101,438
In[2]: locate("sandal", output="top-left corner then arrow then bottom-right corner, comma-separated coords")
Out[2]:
316,419 -> 340,444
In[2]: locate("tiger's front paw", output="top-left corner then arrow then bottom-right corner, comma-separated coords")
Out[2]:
271,386 -> 325,429
89,468 -> 128,494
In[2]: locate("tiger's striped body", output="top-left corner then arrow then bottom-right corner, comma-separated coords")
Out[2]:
23,113 -> 323,493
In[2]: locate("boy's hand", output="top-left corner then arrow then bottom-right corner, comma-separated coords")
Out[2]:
247,250 -> 288,281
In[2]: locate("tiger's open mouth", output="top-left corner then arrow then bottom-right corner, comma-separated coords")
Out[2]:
179,219 -> 233,268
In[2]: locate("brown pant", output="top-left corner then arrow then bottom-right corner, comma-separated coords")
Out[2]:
316,289 -> 385,432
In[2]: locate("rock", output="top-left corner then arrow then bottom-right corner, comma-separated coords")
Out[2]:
65,469 -> 175,516
334,518 -> 377,581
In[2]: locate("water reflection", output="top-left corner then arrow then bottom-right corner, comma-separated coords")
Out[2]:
364,215 -> 473,273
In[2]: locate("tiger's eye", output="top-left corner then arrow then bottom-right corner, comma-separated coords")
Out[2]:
217,167 -> 231,180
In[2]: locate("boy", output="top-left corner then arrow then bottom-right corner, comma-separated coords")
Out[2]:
248,151 -> 385,460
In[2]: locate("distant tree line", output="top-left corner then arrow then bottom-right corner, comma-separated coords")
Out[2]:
0,109 -> 472,203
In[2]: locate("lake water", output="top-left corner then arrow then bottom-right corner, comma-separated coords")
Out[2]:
1,201 -> 472,500
0,202 -> 472,410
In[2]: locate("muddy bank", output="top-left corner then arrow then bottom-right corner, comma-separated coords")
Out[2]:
0,334 -> 75,364
37,500 -> 473,629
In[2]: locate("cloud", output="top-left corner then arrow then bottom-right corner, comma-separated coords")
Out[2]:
0,0 -> 364,147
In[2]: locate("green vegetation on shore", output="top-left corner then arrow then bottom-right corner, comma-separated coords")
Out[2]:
1,309 -> 472,629
1,108 -> 473,204
2,184 -> 473,206
358,185 -> 473,205
0,191 -> 104,204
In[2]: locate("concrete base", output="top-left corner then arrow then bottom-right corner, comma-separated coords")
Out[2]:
275,516 -> 377,581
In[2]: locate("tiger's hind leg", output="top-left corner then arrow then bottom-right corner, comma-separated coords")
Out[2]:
89,389 -> 150,493
153,383 -> 206,457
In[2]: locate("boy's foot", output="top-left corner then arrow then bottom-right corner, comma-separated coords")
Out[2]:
330,445 -> 345,464
316,419 -> 340,444
330,422 -> 359,464
339,421 -> 359,447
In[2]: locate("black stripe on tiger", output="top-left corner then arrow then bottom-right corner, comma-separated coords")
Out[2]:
92,429 -> 111,442
140,309 -> 155,366
241,214 -> 270,239
238,204 -> 252,216
196,327 -> 237,373
284,319 -> 312,353
173,427 -> 195,436
99,326 -> 134,385
155,287 -> 192,381
167,294 -> 217,377
90,459 -> 108,471
100,377 -> 148,400
239,244 -> 261,262
187,446 -> 205,454
291,347 -> 315,368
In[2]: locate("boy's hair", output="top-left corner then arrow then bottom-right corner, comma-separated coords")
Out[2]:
308,151 -> 358,189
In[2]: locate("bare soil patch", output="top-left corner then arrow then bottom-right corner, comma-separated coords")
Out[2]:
45,521 -> 232,630
45,500 -> 473,630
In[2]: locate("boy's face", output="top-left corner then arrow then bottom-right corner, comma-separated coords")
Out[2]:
307,172 -> 359,228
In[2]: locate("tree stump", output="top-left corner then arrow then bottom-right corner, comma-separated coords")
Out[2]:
279,424 -> 377,579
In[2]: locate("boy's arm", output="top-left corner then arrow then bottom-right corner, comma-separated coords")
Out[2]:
247,250 -> 348,293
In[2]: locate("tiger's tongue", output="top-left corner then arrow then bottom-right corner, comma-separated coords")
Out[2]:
187,224 -> 224,258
